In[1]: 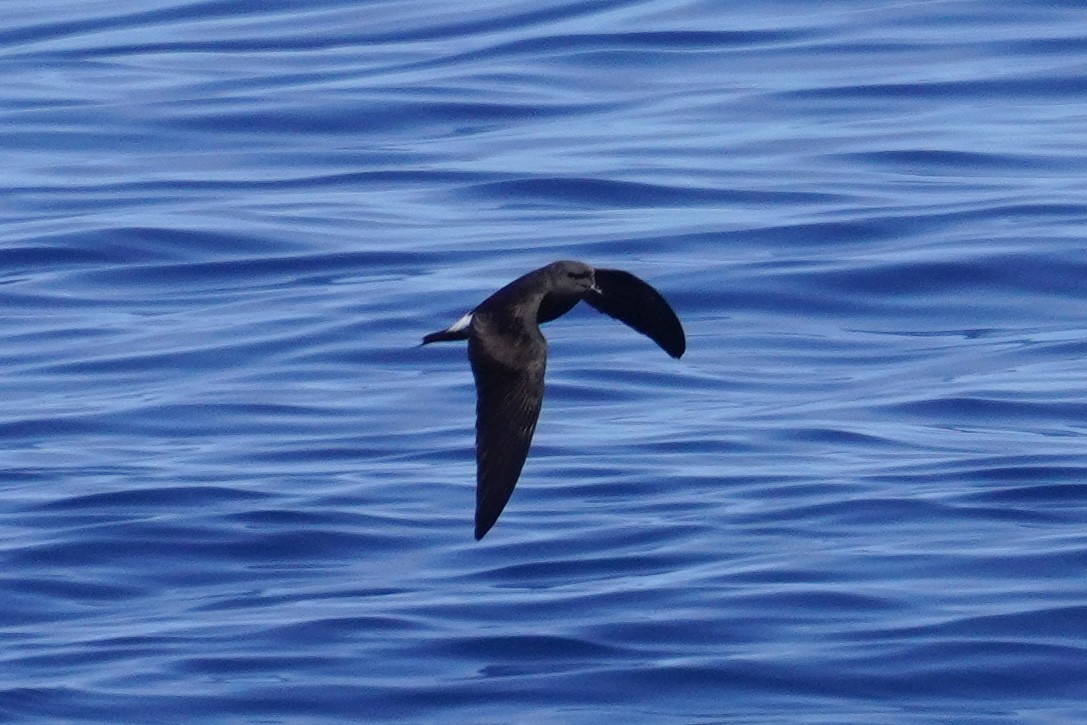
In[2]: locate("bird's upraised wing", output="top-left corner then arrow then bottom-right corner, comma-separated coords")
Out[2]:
584,268 -> 686,358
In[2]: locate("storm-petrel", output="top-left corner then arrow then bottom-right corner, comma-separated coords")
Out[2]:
423,260 -> 685,540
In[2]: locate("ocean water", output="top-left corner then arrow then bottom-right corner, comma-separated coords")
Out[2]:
2,0 -> 1086,722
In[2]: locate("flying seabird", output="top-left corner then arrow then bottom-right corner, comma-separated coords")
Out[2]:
423,260 -> 685,540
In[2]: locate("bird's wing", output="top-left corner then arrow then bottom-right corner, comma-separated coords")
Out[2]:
468,336 -> 546,540
583,268 -> 686,358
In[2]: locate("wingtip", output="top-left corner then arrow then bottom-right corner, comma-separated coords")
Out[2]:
653,327 -> 685,359
475,507 -> 502,540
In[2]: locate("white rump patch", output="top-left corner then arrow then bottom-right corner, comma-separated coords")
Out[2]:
447,312 -> 473,333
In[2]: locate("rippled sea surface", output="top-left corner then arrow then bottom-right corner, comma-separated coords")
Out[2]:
4,1 -> 1087,722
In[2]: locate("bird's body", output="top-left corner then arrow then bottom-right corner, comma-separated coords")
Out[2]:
423,261 -> 685,540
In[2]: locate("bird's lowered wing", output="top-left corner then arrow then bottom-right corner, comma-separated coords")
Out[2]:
468,336 -> 547,540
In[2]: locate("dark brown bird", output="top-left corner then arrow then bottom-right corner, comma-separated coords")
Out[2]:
423,261 -> 685,540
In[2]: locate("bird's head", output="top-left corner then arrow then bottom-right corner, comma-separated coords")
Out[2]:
549,260 -> 600,295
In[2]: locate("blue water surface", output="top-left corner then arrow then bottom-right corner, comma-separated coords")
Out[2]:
2,1 -> 1087,722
